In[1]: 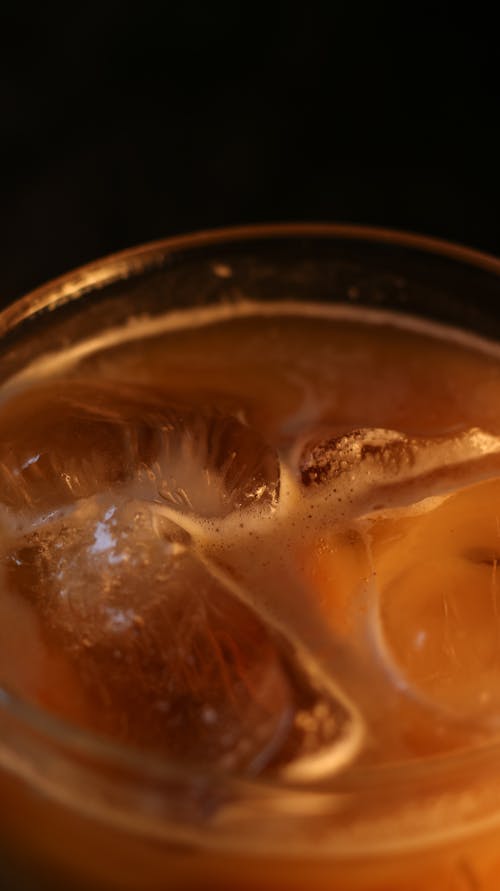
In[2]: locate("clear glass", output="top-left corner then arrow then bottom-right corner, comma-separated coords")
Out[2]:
1,223 -> 500,891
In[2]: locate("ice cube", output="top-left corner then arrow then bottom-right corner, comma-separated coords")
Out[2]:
0,379 -> 280,519
300,428 -> 414,486
2,491 -> 365,778
3,496 -> 294,774
298,425 -> 500,511
372,477 -> 500,717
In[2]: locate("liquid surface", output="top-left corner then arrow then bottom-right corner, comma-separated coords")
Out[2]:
2,302 -> 500,802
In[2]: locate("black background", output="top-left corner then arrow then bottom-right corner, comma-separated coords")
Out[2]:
1,5 -> 498,306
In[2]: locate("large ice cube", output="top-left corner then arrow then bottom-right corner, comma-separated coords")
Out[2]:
3,496 -> 294,773
0,379 -> 280,518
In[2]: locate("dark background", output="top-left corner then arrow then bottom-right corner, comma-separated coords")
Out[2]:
1,5 -> 498,306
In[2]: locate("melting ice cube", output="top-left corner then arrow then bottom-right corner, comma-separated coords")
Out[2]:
298,425 -> 500,514
0,379 -> 280,518
2,496 -> 294,774
2,490 -> 364,779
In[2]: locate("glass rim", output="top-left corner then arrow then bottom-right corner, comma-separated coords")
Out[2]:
1,221 -> 500,800
2,221 -> 500,336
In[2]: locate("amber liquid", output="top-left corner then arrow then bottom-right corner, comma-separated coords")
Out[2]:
3,303 -> 500,889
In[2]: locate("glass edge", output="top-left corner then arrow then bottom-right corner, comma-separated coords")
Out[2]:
1,222 -> 499,336
1,222 -> 500,795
